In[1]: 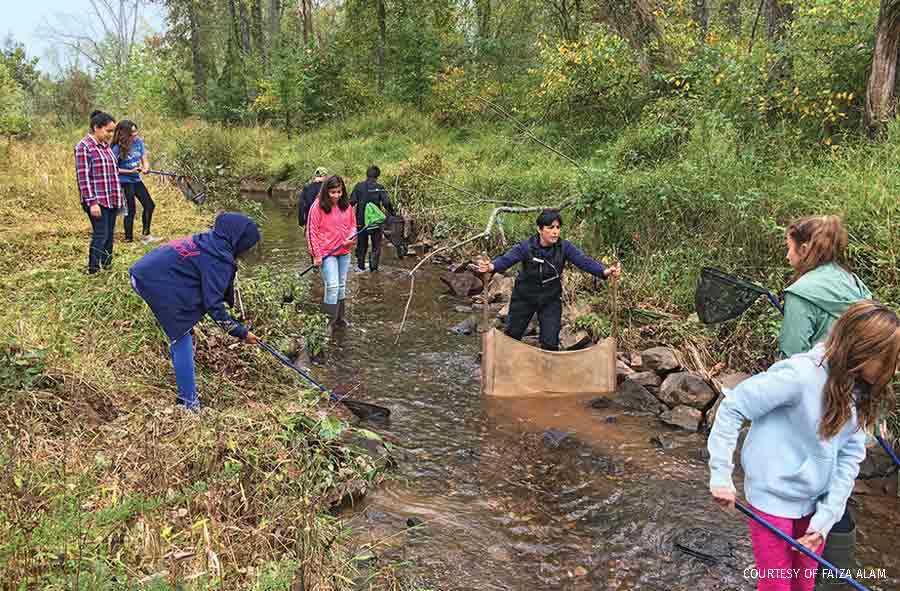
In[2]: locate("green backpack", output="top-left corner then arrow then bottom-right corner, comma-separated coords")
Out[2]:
364,202 -> 387,228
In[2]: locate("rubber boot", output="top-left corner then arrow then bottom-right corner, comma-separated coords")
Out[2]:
322,302 -> 338,334
369,250 -> 380,272
815,527 -> 856,590
335,300 -> 350,328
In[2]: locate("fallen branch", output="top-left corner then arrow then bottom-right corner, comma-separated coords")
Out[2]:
394,197 -> 578,343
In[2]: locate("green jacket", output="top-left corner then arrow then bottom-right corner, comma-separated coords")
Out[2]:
778,262 -> 871,359
777,262 -> 885,446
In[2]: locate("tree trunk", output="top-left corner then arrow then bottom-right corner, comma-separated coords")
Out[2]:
269,0 -> 281,43
376,0 -> 386,94
186,0 -> 206,100
228,0 -> 241,49
723,0 -> 742,34
765,0 -> 792,39
298,0 -> 309,44
592,0 -> 670,74
865,0 -> 900,137
476,0 -> 491,38
693,0 -> 709,43
239,0 -> 252,53
252,0 -> 265,56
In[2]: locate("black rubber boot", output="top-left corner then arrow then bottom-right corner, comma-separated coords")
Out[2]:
815,527 -> 856,590
322,302 -> 338,334
335,300 -> 350,328
369,251 -> 380,272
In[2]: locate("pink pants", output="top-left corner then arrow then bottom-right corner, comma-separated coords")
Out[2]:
747,505 -> 825,591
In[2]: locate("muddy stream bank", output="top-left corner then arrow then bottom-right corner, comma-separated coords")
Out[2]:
248,197 -> 899,590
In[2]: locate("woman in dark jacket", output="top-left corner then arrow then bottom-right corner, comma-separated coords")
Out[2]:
129,213 -> 260,411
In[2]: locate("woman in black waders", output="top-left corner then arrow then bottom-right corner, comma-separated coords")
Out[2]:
477,210 -> 621,350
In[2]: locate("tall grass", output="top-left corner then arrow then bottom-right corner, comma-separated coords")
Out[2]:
0,129 -> 387,588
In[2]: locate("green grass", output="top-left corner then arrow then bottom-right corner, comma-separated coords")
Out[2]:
0,131 -> 390,588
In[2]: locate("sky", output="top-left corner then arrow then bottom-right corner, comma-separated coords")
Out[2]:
3,0 -> 166,72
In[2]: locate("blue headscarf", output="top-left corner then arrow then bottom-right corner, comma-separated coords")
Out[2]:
199,212 -> 261,264
130,213 -> 261,342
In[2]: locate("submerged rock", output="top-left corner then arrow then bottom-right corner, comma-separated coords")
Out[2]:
673,528 -> 738,568
660,405 -> 702,432
651,431 -> 701,450
450,317 -> 478,336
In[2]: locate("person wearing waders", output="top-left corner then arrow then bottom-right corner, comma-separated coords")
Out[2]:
350,165 -> 395,272
777,215 -> 889,590
129,213 -> 260,412
476,210 -> 621,351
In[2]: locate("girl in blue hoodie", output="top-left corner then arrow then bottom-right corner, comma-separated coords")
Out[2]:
130,213 -> 261,412
708,301 -> 899,591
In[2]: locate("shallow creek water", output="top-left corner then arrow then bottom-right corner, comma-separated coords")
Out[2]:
249,197 -> 899,591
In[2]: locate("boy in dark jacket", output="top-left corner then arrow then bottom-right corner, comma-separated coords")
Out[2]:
350,165 -> 395,272
298,167 -> 328,227
477,210 -> 621,351
130,213 -> 260,411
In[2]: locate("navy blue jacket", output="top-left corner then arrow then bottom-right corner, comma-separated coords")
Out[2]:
298,181 -> 322,226
350,179 -> 395,227
130,213 -> 260,342
492,236 -> 607,278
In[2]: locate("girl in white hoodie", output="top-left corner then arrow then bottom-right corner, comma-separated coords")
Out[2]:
708,301 -> 899,591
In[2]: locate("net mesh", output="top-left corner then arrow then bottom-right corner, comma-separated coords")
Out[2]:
695,267 -> 769,324
382,215 -> 409,257
174,176 -> 207,205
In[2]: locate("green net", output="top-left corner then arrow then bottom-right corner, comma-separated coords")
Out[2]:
364,202 -> 387,227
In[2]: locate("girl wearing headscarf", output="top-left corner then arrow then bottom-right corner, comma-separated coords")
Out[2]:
130,213 -> 261,411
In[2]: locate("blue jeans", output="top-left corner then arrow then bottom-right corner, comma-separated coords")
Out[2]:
83,204 -> 117,273
132,275 -> 198,411
170,333 -> 199,411
321,253 -> 350,304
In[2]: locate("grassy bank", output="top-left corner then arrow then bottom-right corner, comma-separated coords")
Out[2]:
0,132 -> 395,589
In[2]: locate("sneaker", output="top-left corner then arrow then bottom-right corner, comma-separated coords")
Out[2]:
354,266 -> 367,274
141,234 -> 162,244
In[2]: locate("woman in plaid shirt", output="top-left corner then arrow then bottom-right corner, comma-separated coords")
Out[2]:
75,110 -> 125,274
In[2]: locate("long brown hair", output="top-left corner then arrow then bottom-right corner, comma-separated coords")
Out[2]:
820,301 -> 900,439
112,120 -> 137,163
317,175 -> 349,213
787,215 -> 849,281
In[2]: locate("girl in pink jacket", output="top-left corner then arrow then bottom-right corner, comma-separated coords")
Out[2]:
306,175 -> 357,330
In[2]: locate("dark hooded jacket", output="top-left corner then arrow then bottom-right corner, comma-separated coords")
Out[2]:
298,181 -> 323,226
129,213 -> 261,342
350,179 -> 395,227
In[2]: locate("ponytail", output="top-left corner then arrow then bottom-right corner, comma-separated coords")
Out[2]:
786,215 -> 849,280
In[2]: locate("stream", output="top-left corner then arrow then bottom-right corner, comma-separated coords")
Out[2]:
248,197 -> 899,591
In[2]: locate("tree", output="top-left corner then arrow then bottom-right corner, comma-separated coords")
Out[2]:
186,0 -> 208,100
0,62 -> 30,136
693,0 -> 710,43
591,0 -> 669,74
42,0 -> 144,71
1,37 -> 40,95
723,0 -> 742,34
377,0 -> 386,93
865,0 -> 900,136
765,0 -> 792,40
543,0 -> 584,42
